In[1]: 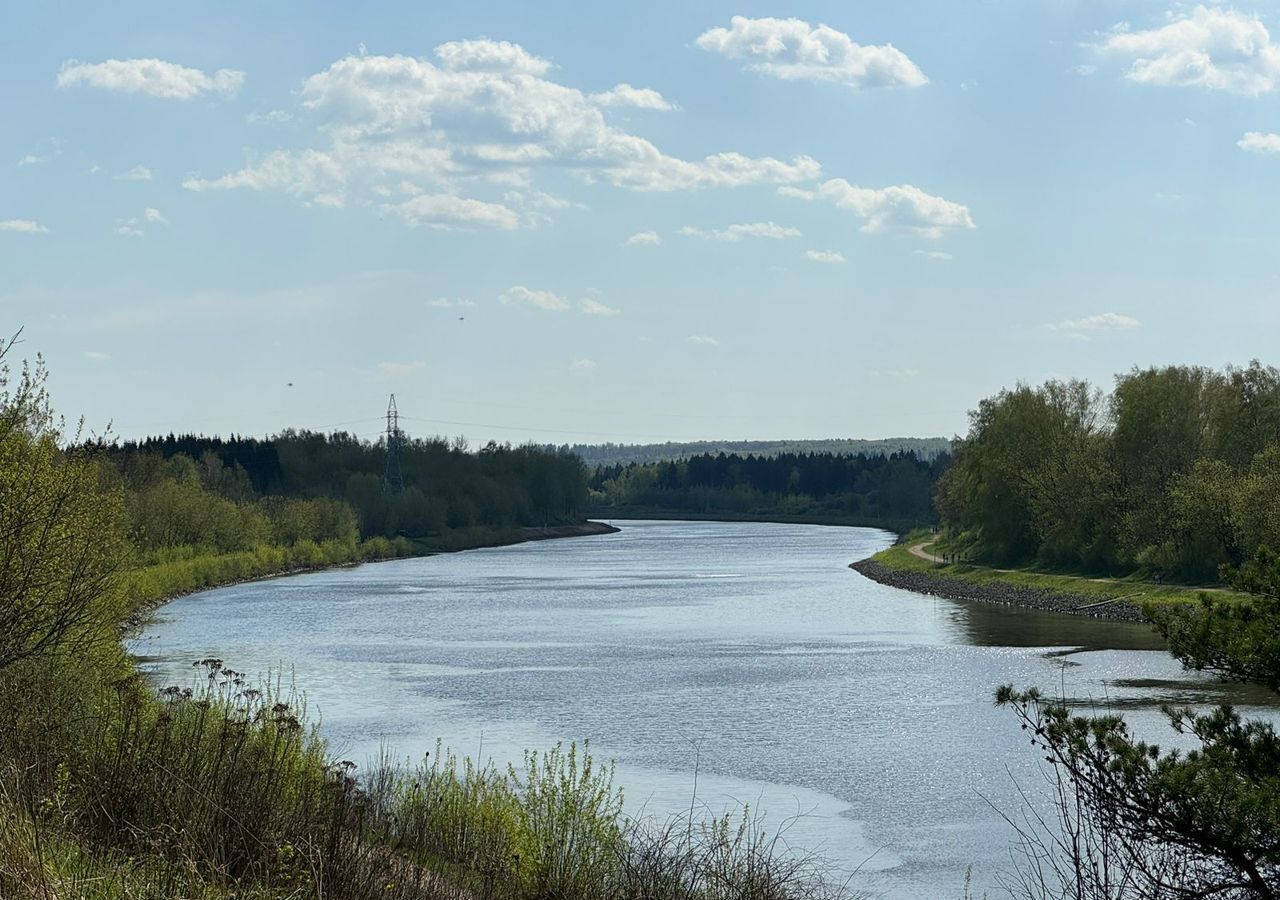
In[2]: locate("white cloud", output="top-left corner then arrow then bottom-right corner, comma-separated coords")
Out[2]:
377,360 -> 426,377
569,358 -> 597,373
248,109 -> 292,125
1097,6 -> 1280,95
83,350 -> 111,361
696,16 -> 927,90
783,179 -> 974,238
591,83 -> 676,110
182,42 -> 820,219
57,58 -> 245,99
113,208 -> 168,237
625,230 -> 662,246
687,335 -> 720,346
805,249 -> 845,264
1240,131 -> 1280,153
680,221 -> 802,241
579,297 -> 620,316
0,219 -> 49,234
429,297 -> 477,308
1049,312 -> 1141,335
387,193 -> 521,230
17,154 -> 46,167
501,285 -> 570,311
115,165 -> 153,181
913,249 -> 953,261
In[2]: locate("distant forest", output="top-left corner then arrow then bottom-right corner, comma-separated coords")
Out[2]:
588,450 -> 949,531
560,437 -> 952,467
940,361 -> 1280,582
104,431 -> 588,546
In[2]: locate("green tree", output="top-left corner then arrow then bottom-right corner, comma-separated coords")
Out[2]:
0,337 -> 128,671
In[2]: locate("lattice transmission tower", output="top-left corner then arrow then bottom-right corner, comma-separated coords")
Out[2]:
383,394 -> 405,493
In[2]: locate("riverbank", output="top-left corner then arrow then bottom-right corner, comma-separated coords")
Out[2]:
851,540 -> 1242,623
125,521 -> 620,627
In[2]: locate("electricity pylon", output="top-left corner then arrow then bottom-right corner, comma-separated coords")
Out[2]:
383,394 -> 404,493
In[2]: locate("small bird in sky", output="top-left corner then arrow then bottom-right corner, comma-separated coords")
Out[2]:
287,382 -> 294,388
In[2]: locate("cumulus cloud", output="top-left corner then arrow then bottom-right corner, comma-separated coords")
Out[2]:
182,41 -> 820,221
377,360 -> 426,377
0,219 -> 49,234
782,179 -> 974,238
17,154 -> 46,167
143,207 -> 167,223
57,58 -> 245,99
386,193 -> 521,229
115,165 -> 153,181
579,297 -> 620,316
687,335 -> 720,346
625,230 -> 662,246
500,285 -> 570,311
805,249 -> 845,263
1240,131 -> 1280,152
1096,6 -> 1280,95
591,83 -> 676,110
569,358 -> 597,373
696,16 -> 927,90
680,221 -> 802,241
1049,312 -> 1141,336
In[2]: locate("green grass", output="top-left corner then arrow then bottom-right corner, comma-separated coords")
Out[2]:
871,534 -> 1253,610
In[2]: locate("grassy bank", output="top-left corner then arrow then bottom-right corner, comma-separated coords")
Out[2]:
126,522 -> 619,621
861,531 -> 1253,617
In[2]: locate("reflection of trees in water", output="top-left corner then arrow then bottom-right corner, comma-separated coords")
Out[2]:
945,598 -> 1166,652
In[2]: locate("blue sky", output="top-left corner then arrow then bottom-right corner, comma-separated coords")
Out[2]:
5,1 -> 1280,445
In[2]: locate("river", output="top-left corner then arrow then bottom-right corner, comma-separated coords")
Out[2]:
131,520 -> 1275,899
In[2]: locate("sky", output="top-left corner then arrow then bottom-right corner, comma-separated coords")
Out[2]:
5,1 -> 1280,446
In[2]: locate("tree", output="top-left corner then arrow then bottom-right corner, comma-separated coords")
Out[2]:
1001,560 -> 1280,898
0,335 -> 128,672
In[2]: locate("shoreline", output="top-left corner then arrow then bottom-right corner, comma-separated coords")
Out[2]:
850,556 -> 1149,622
125,520 -> 620,629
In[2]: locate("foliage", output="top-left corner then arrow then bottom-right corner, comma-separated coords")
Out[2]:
589,450 -> 947,530
563,437 -> 953,467
0,335 -> 129,672
939,361 -> 1280,581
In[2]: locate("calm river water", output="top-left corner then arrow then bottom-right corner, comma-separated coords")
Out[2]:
132,521 -> 1275,899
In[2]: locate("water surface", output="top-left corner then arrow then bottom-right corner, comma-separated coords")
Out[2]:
132,521 -> 1273,899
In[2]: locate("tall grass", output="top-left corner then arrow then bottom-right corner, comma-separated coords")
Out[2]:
1,656 -> 862,900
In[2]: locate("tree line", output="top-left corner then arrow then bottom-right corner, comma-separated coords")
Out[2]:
105,430 -> 588,551
937,361 -> 1280,583
588,450 -> 949,530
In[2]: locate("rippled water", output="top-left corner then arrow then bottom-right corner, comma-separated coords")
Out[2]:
131,520 -> 1275,899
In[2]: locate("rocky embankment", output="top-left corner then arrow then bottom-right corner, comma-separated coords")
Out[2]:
850,557 -> 1147,622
